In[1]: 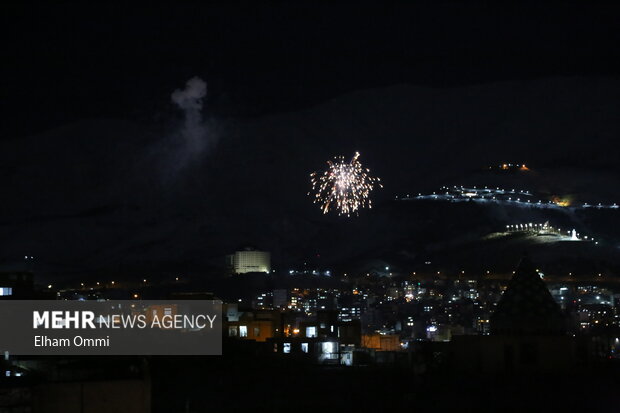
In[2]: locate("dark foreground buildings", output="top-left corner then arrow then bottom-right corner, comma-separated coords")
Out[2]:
1,258 -> 619,412
449,257 -> 582,374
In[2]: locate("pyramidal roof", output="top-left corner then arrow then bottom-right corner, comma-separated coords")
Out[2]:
490,256 -> 566,335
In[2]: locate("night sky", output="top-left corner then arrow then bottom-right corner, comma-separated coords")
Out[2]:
6,3 -> 620,136
2,3 -> 620,278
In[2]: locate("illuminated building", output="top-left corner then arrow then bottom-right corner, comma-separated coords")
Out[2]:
270,316 -> 361,365
361,334 -> 400,351
338,306 -> 361,322
0,272 -> 34,299
225,308 -> 281,342
228,248 -> 271,274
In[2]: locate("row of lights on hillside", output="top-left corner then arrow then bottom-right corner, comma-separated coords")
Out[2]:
74,276 -> 181,289
47,276 -> 181,297
409,270 -> 499,276
419,270 -> 605,277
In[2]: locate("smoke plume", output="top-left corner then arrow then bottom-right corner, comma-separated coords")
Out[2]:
171,76 -> 211,156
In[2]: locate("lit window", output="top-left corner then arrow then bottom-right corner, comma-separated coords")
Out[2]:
239,326 -> 247,338
301,343 -> 309,353
283,343 -> 291,354
253,327 -> 260,337
306,326 -> 317,337
0,288 -> 12,296
321,342 -> 336,354
228,326 -> 238,337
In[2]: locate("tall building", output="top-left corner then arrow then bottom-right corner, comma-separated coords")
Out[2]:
490,256 -> 566,335
449,256 -> 576,374
228,248 -> 271,274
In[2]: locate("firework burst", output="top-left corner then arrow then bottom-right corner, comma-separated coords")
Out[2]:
309,152 -> 382,216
